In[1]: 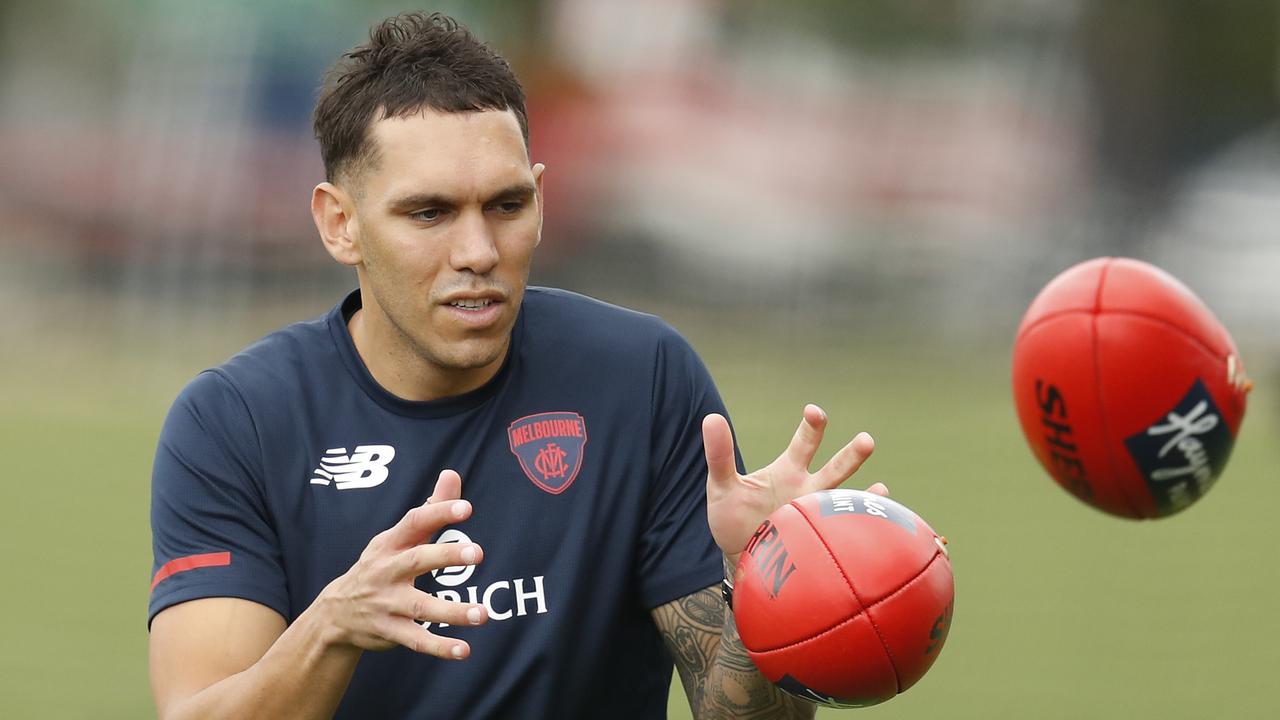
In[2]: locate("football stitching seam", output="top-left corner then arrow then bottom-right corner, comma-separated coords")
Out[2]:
745,549 -> 946,659
1090,260 -> 1147,519
1015,308 -> 1226,361
794,507 -> 908,693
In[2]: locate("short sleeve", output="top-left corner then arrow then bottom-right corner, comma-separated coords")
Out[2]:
634,326 -> 745,609
148,369 -> 289,627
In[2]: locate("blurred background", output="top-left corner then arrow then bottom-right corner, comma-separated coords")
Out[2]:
1,0 -> 1276,717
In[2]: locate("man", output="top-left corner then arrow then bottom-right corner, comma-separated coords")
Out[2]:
148,12 -> 879,719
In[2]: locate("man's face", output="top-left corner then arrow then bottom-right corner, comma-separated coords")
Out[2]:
344,108 -> 543,393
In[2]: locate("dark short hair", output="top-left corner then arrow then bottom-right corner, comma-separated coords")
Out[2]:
313,12 -> 529,184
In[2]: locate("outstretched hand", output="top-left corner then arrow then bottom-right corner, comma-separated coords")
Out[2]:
704,404 -> 881,559
315,469 -> 488,659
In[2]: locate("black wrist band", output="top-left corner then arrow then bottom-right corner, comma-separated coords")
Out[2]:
720,577 -> 734,609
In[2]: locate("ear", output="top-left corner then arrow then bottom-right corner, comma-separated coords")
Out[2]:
312,182 -> 362,266
531,162 -> 546,247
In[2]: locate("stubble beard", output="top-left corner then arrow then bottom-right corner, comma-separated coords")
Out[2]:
384,298 -> 513,375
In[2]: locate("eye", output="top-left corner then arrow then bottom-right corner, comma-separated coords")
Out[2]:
409,208 -> 444,223
491,200 -> 525,215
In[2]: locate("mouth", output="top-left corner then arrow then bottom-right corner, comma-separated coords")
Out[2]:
448,298 -> 496,311
439,291 -> 507,329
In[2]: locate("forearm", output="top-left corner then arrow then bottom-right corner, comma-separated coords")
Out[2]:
660,556 -> 816,720
700,554 -> 815,720
160,604 -> 361,720
700,607 -> 815,719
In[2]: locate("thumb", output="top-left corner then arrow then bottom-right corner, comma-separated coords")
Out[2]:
429,469 -> 463,504
865,481 -> 890,498
702,414 -> 738,490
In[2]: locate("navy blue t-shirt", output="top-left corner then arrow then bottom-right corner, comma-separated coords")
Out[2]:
149,288 -> 741,719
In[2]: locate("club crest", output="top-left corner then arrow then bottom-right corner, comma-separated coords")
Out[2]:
507,412 -> 588,494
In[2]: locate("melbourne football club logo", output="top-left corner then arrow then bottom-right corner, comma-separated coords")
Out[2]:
310,445 -> 395,490
507,412 -> 587,494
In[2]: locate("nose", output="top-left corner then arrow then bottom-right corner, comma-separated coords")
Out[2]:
449,209 -> 499,275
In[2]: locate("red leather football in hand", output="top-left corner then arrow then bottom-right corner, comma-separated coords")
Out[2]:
1012,257 -> 1251,518
733,489 -> 954,707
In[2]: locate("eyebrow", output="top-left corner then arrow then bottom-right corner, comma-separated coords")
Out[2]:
387,183 -> 537,213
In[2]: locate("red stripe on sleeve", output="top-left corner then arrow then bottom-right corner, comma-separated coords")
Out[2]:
150,551 -> 232,591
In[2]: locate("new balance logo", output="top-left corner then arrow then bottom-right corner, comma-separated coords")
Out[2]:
310,445 -> 395,490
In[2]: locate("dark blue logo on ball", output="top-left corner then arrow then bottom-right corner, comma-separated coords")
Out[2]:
817,489 -> 917,534
775,675 -> 874,708
1123,379 -> 1234,514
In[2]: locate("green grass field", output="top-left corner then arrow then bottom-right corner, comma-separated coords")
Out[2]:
2,316 -> 1276,719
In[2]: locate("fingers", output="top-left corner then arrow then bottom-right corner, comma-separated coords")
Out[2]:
369,469 -> 467,554
396,587 -> 488,628
428,469 -> 462,504
377,497 -> 472,552
783,404 -> 828,471
378,616 -> 475,660
391,538 -> 483,581
813,431 -> 875,490
702,414 -> 739,490
865,481 -> 889,497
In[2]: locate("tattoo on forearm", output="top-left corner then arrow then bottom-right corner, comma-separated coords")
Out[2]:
654,588 -> 719,708
669,625 -> 707,678
655,583 -> 816,720
683,587 -> 724,627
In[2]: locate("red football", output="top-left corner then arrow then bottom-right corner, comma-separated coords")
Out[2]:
733,489 -> 954,707
1012,257 -> 1251,519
